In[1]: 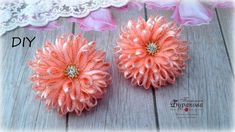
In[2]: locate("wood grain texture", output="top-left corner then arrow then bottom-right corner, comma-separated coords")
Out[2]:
0,19 -> 72,130
147,9 -> 233,130
0,7 -> 234,131
216,8 -> 235,75
67,9 -> 157,130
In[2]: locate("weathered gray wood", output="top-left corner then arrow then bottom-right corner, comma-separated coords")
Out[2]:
1,7 -> 233,131
67,9 -> 157,130
147,9 -> 233,130
216,8 -> 235,75
0,18 -> 72,130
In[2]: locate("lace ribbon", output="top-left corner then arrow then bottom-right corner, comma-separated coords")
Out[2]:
0,0 -> 129,36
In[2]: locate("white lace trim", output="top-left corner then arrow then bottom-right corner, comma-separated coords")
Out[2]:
0,0 -> 129,36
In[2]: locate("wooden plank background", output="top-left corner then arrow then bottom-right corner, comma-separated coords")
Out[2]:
0,7 -> 234,131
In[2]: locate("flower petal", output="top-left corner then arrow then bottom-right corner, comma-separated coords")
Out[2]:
171,0 -> 213,26
145,0 -> 179,10
68,8 -> 116,31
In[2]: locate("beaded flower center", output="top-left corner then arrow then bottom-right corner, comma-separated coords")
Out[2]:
65,65 -> 79,78
146,42 -> 158,55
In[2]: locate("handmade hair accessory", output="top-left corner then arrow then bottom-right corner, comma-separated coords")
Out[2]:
114,16 -> 188,89
28,34 -> 111,115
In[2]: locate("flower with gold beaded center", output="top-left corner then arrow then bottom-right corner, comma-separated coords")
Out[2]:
115,16 -> 189,89
29,34 -> 111,116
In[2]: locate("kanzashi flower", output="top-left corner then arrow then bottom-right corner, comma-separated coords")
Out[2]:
114,16 -> 188,89
28,34 -> 111,115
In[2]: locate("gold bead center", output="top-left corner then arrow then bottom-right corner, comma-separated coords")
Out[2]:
65,65 -> 79,78
146,42 -> 158,55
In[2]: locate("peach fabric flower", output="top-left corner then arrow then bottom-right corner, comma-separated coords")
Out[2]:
114,16 -> 188,89
28,34 -> 111,115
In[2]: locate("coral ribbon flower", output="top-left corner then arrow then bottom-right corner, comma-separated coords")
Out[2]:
29,34 -> 111,115
114,16 -> 188,89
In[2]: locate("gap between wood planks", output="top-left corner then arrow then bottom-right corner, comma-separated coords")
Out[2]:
62,8 -> 234,131
144,5 -> 160,131
65,22 -> 76,131
64,7 -> 159,130
215,8 -> 234,76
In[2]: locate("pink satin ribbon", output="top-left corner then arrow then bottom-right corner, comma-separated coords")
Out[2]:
26,0 -> 233,31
